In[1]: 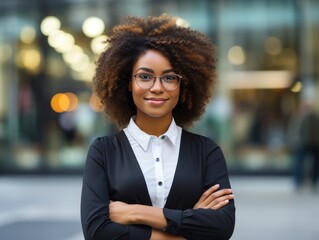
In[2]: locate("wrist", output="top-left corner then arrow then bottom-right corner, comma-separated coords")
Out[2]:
130,204 -> 167,229
133,204 -> 152,225
127,204 -> 141,224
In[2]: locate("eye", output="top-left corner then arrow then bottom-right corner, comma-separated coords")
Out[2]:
137,73 -> 153,81
162,74 -> 179,81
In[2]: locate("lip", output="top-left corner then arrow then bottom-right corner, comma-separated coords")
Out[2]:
145,97 -> 168,105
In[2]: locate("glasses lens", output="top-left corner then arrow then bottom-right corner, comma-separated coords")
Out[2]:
134,73 -> 181,90
135,73 -> 154,89
161,74 -> 181,90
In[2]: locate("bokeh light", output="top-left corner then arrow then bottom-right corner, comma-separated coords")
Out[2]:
20,26 -> 37,44
91,35 -> 108,54
82,17 -> 105,38
48,30 -> 75,53
291,81 -> 302,93
175,17 -> 190,28
228,46 -> 246,65
89,94 -> 103,112
62,45 -> 84,64
17,48 -> 42,71
51,92 -> 79,113
65,92 -> 78,111
40,16 -> 61,36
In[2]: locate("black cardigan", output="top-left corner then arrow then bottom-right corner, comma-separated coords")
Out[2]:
81,130 -> 235,240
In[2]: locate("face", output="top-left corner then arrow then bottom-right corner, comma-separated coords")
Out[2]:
130,49 -> 180,122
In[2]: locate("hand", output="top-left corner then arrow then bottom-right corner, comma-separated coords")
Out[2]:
109,201 -> 135,225
194,184 -> 234,210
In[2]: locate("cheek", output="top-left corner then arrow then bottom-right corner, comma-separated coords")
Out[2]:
131,83 -> 146,101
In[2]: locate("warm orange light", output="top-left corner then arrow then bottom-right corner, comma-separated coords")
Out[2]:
65,92 -> 78,111
51,93 -> 62,112
51,92 -> 78,113
51,93 -> 69,112
89,94 -> 103,112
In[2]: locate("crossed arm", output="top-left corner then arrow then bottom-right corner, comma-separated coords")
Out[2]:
109,184 -> 234,240
82,137 -> 235,240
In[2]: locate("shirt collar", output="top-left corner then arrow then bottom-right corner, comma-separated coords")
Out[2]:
126,117 -> 179,151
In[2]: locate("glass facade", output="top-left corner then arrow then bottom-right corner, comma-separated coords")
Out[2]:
1,0 -> 319,174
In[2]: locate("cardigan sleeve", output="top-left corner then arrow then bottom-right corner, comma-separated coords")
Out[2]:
81,137 -> 152,240
163,138 -> 235,240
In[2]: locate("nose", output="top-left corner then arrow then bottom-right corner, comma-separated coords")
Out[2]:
150,77 -> 164,92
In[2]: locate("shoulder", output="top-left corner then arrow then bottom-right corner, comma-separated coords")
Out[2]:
88,131 -> 125,152
182,129 -> 218,147
181,129 -> 221,154
181,130 -> 226,166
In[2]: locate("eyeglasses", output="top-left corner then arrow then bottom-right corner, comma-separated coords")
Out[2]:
133,73 -> 182,91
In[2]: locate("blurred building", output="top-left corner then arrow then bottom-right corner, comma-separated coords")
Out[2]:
0,0 -> 318,175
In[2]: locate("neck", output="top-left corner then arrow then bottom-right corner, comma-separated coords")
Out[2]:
134,115 -> 172,137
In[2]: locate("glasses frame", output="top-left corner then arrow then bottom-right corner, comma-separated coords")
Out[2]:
132,73 -> 182,91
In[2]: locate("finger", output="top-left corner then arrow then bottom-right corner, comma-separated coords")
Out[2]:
200,192 -> 234,209
195,186 -> 233,209
200,184 -> 220,200
194,184 -> 220,208
196,186 -> 232,208
216,188 -> 233,195
208,194 -> 234,209
208,188 -> 233,201
211,199 -> 230,210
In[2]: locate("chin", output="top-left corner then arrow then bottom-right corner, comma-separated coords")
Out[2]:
144,111 -> 172,119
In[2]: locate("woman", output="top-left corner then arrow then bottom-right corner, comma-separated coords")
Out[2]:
81,15 -> 235,240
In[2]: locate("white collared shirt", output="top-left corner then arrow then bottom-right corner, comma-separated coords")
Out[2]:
123,117 -> 182,207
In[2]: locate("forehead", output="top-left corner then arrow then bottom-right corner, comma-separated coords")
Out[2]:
133,49 -> 172,71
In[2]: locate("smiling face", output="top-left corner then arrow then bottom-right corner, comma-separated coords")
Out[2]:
130,49 -> 180,126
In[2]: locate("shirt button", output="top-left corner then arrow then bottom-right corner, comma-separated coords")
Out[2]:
156,158 -> 160,162
161,135 -> 165,140
158,181 -> 163,186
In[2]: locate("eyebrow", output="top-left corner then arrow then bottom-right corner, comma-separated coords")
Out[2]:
135,67 -> 175,74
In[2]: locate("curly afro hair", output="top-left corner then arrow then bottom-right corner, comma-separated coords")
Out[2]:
93,14 -> 217,129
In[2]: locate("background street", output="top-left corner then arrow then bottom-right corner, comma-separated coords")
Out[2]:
0,176 -> 318,240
